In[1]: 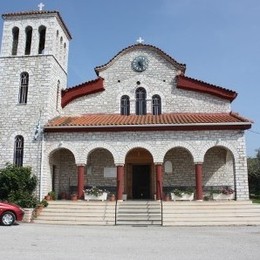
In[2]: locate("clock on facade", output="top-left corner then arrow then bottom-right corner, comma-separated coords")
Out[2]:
132,56 -> 149,72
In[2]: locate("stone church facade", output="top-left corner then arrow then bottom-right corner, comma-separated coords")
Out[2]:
0,9 -> 252,202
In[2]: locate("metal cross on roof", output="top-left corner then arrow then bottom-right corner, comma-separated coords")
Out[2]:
136,37 -> 144,44
38,2 -> 45,11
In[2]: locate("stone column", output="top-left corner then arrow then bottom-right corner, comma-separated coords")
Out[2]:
156,164 -> 163,200
117,165 -> 124,201
77,164 -> 85,199
195,163 -> 203,200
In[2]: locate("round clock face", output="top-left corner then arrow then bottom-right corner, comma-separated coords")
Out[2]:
132,56 -> 149,72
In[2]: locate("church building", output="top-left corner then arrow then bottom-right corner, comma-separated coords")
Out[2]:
0,7 -> 252,203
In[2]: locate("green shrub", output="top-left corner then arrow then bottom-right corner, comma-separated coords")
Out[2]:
0,163 -> 38,208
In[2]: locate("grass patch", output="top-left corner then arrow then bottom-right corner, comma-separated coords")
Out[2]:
252,198 -> 260,204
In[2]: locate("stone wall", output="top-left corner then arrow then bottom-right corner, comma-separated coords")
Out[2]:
63,48 -> 230,115
42,129 -> 249,200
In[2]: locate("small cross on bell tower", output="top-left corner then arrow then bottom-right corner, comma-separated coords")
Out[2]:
38,2 -> 45,11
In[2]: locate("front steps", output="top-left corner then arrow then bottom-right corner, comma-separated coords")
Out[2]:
163,201 -> 260,226
33,200 -> 116,225
33,200 -> 260,226
116,201 -> 162,226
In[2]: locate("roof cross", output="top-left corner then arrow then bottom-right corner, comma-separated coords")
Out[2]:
136,37 -> 144,44
38,2 -> 45,11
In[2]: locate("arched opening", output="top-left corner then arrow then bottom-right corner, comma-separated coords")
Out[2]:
163,147 -> 194,194
135,87 -> 146,115
120,95 -> 130,115
12,27 -> 19,55
25,26 -> 32,55
125,148 -> 154,199
14,135 -> 24,167
86,148 -> 116,192
203,146 -> 235,198
152,94 -> 161,115
19,72 -> 29,104
38,25 -> 46,54
49,148 -> 76,198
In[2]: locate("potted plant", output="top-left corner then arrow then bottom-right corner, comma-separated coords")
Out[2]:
34,199 -> 48,217
71,193 -> 78,201
109,193 -> 116,201
48,191 -> 56,200
171,188 -> 194,201
213,186 -> 235,200
83,186 -> 107,201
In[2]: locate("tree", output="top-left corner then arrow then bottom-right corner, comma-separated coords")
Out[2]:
248,149 -> 260,195
0,163 -> 38,208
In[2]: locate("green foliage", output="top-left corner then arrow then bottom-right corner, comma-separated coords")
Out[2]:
0,163 -> 38,208
248,149 -> 260,195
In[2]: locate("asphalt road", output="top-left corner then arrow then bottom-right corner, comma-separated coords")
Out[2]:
1,223 -> 260,260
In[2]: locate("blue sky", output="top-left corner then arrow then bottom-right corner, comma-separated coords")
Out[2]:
0,0 -> 260,156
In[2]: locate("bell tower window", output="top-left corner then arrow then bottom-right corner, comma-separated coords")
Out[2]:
25,26 -> 33,55
12,27 -> 19,55
19,72 -> 29,104
135,87 -> 146,115
38,25 -> 46,54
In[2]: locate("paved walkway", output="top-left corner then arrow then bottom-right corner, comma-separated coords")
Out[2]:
1,223 -> 260,259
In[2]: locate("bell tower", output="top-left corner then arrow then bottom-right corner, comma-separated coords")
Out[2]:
0,7 -> 71,195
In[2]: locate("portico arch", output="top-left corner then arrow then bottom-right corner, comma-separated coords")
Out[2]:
125,148 -> 154,200
48,147 -> 76,198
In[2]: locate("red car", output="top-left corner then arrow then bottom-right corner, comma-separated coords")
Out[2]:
0,201 -> 25,226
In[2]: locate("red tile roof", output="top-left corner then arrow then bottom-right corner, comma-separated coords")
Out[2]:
61,78 -> 104,108
94,43 -> 186,75
176,75 -> 237,101
45,112 -> 252,132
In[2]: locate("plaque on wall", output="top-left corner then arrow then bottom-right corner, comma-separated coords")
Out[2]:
104,167 -> 117,178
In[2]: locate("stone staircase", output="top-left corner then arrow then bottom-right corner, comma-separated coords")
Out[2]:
33,200 -> 116,225
163,201 -> 260,226
33,200 -> 260,227
116,201 -> 162,226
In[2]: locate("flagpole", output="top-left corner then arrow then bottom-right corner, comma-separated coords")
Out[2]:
39,131 -> 44,200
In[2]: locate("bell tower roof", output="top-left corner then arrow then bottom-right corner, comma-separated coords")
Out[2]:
2,10 -> 72,40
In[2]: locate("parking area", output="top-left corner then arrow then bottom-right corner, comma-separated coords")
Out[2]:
1,223 -> 260,260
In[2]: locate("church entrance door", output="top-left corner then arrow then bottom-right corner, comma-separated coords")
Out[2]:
132,165 -> 150,199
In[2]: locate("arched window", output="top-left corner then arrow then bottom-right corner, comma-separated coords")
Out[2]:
56,80 -> 60,110
121,95 -> 130,115
38,25 -> 46,54
19,72 -> 29,104
25,26 -> 33,55
12,27 -> 19,55
14,135 -> 24,167
152,95 -> 161,115
135,87 -> 146,115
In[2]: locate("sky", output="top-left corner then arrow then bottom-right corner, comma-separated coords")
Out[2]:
0,0 -> 259,157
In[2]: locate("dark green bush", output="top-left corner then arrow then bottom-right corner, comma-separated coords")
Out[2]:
0,163 -> 38,208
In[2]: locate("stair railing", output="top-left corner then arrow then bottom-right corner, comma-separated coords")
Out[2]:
157,180 -> 163,226
114,180 -> 119,225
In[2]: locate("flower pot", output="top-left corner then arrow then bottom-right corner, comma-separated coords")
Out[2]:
213,193 -> 235,200
171,193 -> 194,201
84,192 -> 108,201
109,194 -> 115,201
71,194 -> 78,201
